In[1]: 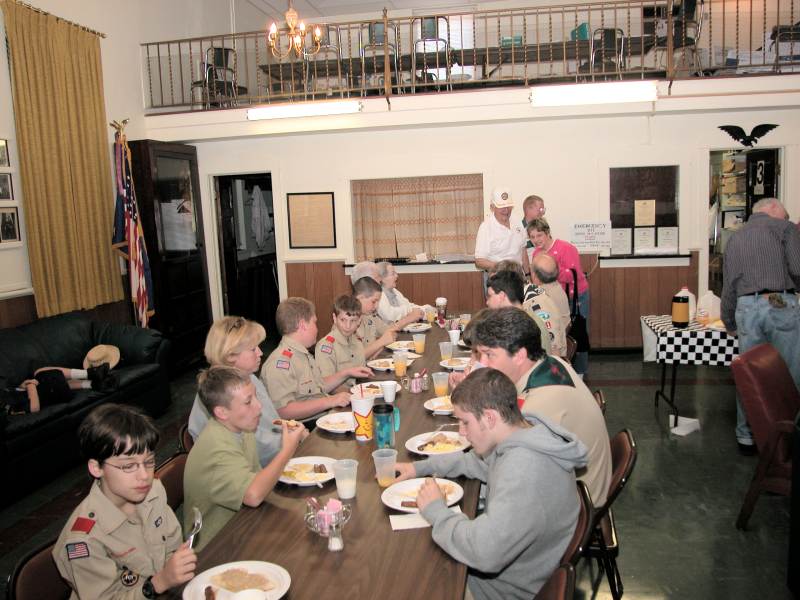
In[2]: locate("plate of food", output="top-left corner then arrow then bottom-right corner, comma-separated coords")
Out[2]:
381,477 -> 463,514
423,395 -> 454,415
315,412 -> 355,433
405,431 -> 469,456
705,319 -> 727,331
367,357 -> 417,371
386,340 -> 416,351
350,381 -> 401,398
183,560 -> 290,599
279,456 -> 336,486
439,357 -> 471,371
403,322 -> 432,333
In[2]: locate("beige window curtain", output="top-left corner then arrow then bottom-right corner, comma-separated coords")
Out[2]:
1,1 -> 122,316
352,173 -> 483,261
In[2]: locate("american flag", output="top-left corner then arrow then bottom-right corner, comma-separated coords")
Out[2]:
112,131 -> 154,327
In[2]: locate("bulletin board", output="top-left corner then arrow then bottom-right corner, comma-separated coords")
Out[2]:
609,166 -> 679,256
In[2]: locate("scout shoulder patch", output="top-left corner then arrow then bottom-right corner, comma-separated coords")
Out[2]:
282,349 -> 293,358
70,517 -> 95,534
120,566 -> 139,587
66,542 -> 90,560
326,335 -> 335,343
276,359 -> 290,370
320,344 -> 333,354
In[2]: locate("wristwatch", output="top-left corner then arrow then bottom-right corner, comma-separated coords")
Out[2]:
142,576 -> 157,598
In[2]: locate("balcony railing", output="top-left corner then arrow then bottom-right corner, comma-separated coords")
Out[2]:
141,0 -> 800,113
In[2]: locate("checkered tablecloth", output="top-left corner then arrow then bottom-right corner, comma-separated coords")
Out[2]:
640,315 -> 739,366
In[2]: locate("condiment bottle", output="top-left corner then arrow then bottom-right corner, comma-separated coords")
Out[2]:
410,373 -> 422,393
671,294 -> 690,328
328,518 -> 344,551
421,373 -> 430,391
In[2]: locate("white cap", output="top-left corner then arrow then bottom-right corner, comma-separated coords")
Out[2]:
491,187 -> 513,208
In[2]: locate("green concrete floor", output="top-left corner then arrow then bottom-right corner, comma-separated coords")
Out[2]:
0,352 -> 793,599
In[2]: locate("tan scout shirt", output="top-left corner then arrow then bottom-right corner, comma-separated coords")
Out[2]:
516,356 -> 612,506
355,313 -> 388,348
261,335 -> 327,414
541,281 -> 571,333
53,479 -> 181,600
523,292 -> 567,357
315,325 -> 366,387
519,305 -> 552,355
183,419 -> 260,551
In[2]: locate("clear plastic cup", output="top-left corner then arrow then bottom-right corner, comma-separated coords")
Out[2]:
439,341 -> 453,361
372,448 -> 397,488
393,351 -> 408,376
333,459 -> 358,500
412,333 -> 426,354
432,372 -> 449,397
460,313 -> 472,329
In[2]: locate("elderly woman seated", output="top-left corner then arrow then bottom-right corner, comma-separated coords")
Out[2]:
376,261 -> 425,328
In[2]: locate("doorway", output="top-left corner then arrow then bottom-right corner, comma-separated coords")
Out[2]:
214,173 -> 281,343
708,147 -> 780,296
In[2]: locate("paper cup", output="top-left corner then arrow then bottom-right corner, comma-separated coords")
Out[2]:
379,381 -> 397,403
448,329 -> 460,345
351,395 -> 375,441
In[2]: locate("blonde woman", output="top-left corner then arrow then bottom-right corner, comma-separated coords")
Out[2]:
188,316 -> 307,466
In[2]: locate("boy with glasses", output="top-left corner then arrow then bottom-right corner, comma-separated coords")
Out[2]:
53,404 -> 196,599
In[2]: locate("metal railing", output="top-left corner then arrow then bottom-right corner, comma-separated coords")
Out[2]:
141,0 -> 800,112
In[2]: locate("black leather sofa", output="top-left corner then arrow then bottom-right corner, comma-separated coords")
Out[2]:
0,312 -> 171,507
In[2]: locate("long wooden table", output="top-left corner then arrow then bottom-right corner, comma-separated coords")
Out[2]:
170,325 -> 478,600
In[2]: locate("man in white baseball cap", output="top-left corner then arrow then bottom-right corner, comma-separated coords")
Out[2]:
474,187 -> 530,277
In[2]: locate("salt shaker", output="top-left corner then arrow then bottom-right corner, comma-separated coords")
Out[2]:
328,516 -> 344,552
421,373 -> 430,391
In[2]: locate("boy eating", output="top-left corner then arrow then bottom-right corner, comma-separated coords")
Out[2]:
353,277 -> 398,359
315,294 -> 368,389
53,404 -> 196,599
184,366 -> 308,550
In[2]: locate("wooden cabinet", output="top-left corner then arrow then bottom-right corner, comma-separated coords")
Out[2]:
129,140 -> 212,368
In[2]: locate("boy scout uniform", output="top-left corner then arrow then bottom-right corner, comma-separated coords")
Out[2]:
261,335 -> 327,419
523,291 -> 566,357
53,478 -> 181,599
355,313 -> 388,347
315,325 -> 366,387
183,419 -> 260,551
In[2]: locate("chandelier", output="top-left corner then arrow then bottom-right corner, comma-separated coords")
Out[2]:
267,0 -> 321,59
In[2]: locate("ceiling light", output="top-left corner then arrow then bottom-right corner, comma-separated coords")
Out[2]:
530,81 -> 658,107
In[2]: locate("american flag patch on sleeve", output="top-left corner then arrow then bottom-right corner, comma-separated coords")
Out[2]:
66,542 -> 90,560
276,359 -> 290,370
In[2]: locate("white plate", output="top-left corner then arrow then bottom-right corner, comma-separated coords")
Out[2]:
279,456 -> 336,486
386,340 -> 417,351
423,396 -> 454,415
183,560 -> 291,600
367,357 -> 417,371
405,431 -> 470,456
315,412 -> 355,433
381,477 -> 464,514
403,322 -> 432,333
349,382 -> 396,398
439,357 -> 471,371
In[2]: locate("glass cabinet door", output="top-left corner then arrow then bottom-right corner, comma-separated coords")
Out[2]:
153,155 -> 199,253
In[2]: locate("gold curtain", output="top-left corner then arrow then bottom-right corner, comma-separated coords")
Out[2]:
1,1 -> 122,316
352,174 -> 483,261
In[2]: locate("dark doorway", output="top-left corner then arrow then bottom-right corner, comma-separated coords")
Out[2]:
215,173 -> 281,343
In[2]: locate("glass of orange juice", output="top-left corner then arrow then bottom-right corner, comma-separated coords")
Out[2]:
393,351 -> 408,377
425,308 -> 436,324
372,449 -> 397,488
439,341 -> 453,361
432,372 -> 449,397
413,333 -> 426,354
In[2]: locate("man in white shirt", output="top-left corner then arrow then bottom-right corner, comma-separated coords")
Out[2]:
474,188 -> 529,276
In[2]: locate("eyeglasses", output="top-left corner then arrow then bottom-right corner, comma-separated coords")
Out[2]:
104,458 -> 157,473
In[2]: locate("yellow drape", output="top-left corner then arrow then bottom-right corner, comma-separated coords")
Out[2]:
0,1 -> 122,316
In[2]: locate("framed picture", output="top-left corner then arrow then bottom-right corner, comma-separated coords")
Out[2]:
722,210 -> 745,229
0,173 -> 12,200
0,139 -> 8,167
287,192 -> 337,249
0,206 -> 20,243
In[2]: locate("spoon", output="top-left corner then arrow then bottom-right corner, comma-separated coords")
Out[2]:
186,506 -> 202,549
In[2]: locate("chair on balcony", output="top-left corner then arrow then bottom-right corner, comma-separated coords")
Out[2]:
411,16 -> 451,93
589,28 -> 626,80
731,343 -> 798,529
651,0 -> 705,75
305,25 -> 348,99
203,46 -> 248,108
359,21 -> 403,95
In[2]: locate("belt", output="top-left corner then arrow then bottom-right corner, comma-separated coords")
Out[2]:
740,289 -> 796,297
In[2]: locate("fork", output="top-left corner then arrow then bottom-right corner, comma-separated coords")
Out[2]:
419,423 -> 459,446
186,506 -> 202,549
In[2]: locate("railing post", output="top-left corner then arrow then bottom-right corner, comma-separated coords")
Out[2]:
666,0 -> 675,78
383,8 -> 392,98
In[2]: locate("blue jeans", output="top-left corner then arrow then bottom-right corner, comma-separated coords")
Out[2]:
734,292 -> 800,444
573,289 -> 590,375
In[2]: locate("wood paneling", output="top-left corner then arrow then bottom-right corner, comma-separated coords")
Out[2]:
582,251 -> 699,349
284,262 -> 485,335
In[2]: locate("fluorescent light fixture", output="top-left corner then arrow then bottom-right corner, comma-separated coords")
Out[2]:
529,81 -> 657,107
247,100 -> 363,120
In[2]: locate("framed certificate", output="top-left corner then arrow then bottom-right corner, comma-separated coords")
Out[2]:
287,192 -> 337,249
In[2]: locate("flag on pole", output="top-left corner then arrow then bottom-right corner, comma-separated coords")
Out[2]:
112,130 -> 154,327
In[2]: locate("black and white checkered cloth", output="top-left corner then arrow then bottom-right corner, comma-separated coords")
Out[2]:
641,315 -> 739,366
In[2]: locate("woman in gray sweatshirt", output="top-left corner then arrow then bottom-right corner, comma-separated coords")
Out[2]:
396,368 -> 588,600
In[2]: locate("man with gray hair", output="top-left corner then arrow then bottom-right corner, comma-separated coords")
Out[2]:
349,261 -> 380,286
531,253 -> 571,335
722,197 -> 800,454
